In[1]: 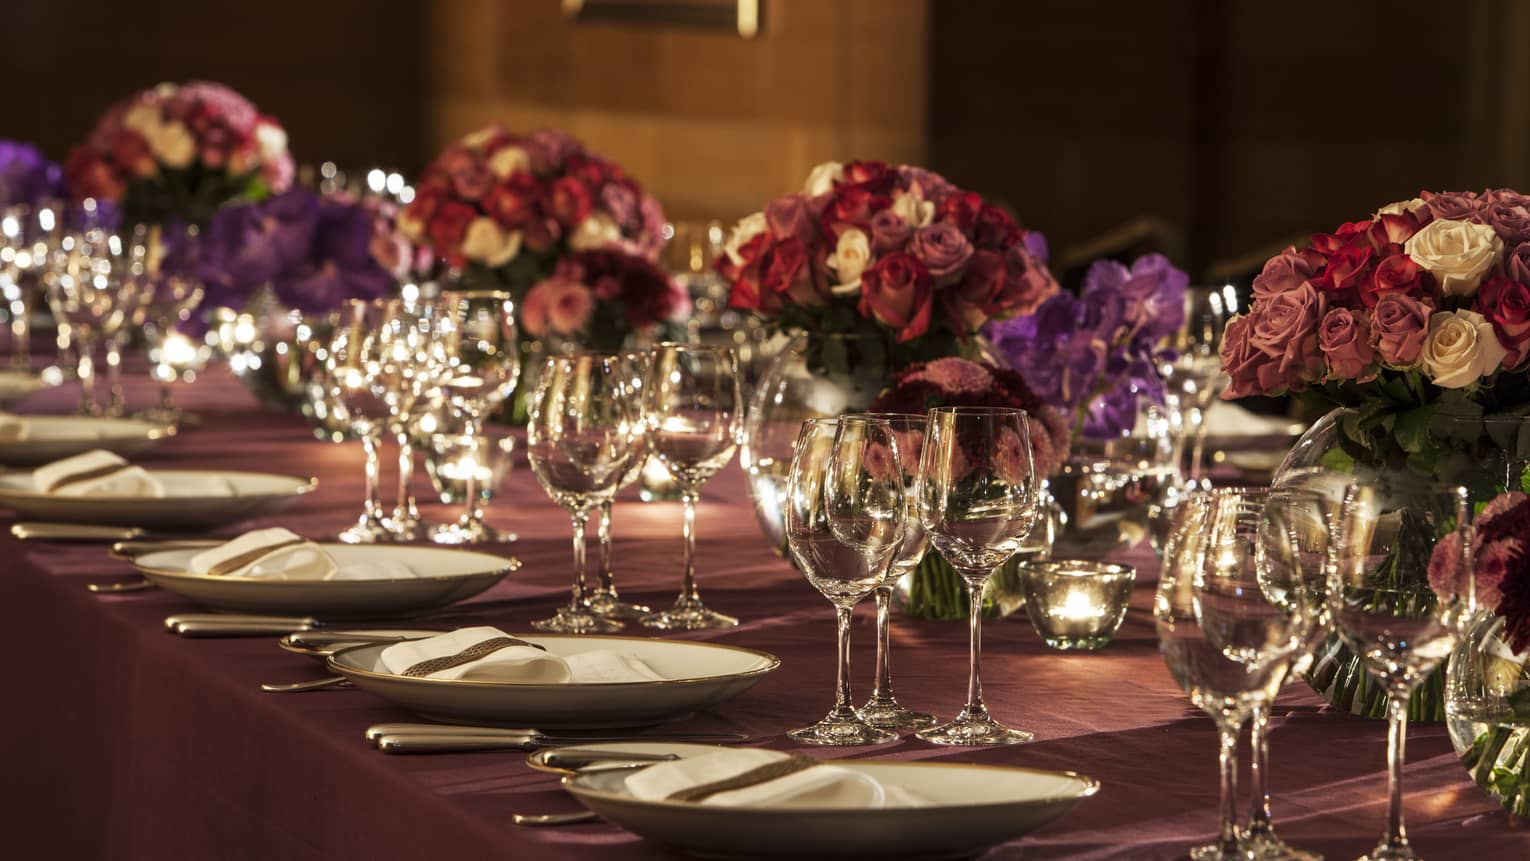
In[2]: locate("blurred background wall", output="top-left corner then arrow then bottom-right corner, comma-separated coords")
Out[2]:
5,0 -> 1530,280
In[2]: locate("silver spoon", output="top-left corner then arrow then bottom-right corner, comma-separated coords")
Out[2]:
511,811 -> 600,827
261,676 -> 352,693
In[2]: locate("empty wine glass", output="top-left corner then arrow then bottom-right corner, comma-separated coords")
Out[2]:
1156,488 -> 1318,861
916,406 -> 1042,746
42,227 -> 151,415
588,351 -> 653,620
325,299 -> 393,543
785,416 -> 902,746
854,411 -> 937,730
373,298 -> 444,540
528,353 -> 644,633
1329,479 -> 1470,861
136,237 -> 205,424
429,290 -> 519,544
640,342 -> 742,631
1161,284 -> 1232,486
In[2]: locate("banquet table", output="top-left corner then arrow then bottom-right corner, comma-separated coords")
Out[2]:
2,365 -> 1528,861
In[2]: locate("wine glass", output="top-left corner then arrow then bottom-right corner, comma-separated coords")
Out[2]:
854,411 -> 938,730
915,406 -> 1042,746
42,227 -> 151,415
429,290 -> 519,544
325,299 -> 394,543
527,353 -> 644,634
639,342 -> 742,631
372,298 -> 444,540
784,416 -> 901,746
588,351 -> 653,620
1329,479 -> 1471,861
1157,488 -> 1317,861
136,239 -> 205,424
1161,284 -> 1232,487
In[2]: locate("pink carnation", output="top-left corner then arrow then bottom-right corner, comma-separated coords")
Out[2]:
520,280 -> 554,338
546,280 -> 595,336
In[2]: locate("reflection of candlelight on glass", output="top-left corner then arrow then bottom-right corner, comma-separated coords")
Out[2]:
638,455 -> 681,502
1021,561 -> 1136,650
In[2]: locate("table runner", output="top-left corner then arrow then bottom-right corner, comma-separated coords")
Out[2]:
2,367 -> 1526,860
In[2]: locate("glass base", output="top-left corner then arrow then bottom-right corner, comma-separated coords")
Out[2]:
857,695 -> 938,730
136,406 -> 198,427
1188,843 -> 1248,861
915,709 -> 1033,746
337,515 -> 392,544
787,714 -> 896,747
587,589 -> 651,620
1356,843 -> 1419,861
532,606 -> 624,634
1040,635 -> 1116,651
429,518 -> 516,545
1242,828 -> 1322,860
385,511 -> 425,542
640,602 -> 738,631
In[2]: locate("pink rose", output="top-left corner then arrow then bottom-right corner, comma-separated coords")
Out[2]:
765,193 -> 817,243
998,244 -> 1059,315
520,281 -> 554,338
858,252 -> 933,343
1318,307 -> 1376,381
1248,282 -> 1326,385
1370,293 -> 1431,366
941,249 -> 1004,333
908,221 -> 974,284
1220,315 -> 1285,397
546,280 -> 595,336
869,209 -> 913,253
1252,247 -> 1318,299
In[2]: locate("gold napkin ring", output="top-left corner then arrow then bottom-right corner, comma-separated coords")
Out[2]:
206,538 -> 309,576
402,636 -> 547,678
665,756 -> 820,802
45,462 -> 135,493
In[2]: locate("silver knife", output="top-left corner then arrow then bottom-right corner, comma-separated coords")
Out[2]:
165,613 -> 320,631
171,619 -> 321,638
12,522 -> 145,541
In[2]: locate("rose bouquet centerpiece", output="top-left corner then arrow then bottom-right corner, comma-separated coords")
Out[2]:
867,357 -> 1072,620
521,248 -> 690,350
64,81 -> 293,228
1222,188 -> 1530,719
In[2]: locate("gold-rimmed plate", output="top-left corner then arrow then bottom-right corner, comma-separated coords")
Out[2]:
327,634 -> 780,729
132,545 -> 515,617
0,469 -> 315,529
0,415 -> 174,466
563,759 -> 1099,859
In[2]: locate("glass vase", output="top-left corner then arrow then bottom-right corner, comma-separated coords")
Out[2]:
1447,609 -> 1530,820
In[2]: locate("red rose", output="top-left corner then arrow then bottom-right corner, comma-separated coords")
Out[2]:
941,249 -> 1005,333
1361,252 -> 1434,308
762,236 -> 808,295
523,216 -> 562,252
936,192 -> 982,231
837,160 -> 896,195
1316,243 -> 1373,297
859,252 -> 933,342
971,204 -> 1019,250
1479,276 -> 1530,367
484,173 -> 541,229
548,176 -> 593,228
1370,211 -> 1428,246
427,201 -> 477,264
109,131 -> 155,178
63,149 -> 124,201
820,187 -> 885,236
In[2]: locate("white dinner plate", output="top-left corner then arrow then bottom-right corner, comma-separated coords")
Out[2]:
562,759 -> 1099,859
328,634 -> 780,729
0,469 -> 315,529
133,545 -> 515,617
0,415 -> 174,466
0,370 -> 55,406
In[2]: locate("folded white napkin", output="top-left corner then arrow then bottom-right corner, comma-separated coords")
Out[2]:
163,474 -> 242,497
0,413 -> 28,441
187,528 -> 418,581
625,749 -> 904,808
1204,402 -> 1305,438
378,626 -> 667,684
33,449 -> 164,497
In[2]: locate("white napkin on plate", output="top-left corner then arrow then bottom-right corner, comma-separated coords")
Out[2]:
1203,402 -> 1305,438
0,413 -> 28,441
378,626 -> 667,684
625,749 -> 906,808
164,474 -> 242,497
33,449 -> 164,497
187,528 -> 417,581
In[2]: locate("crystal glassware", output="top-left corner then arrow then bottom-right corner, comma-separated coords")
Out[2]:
853,411 -> 937,731
527,353 -> 645,634
1329,479 -> 1470,861
372,298 -> 444,540
784,416 -> 902,746
588,351 -> 653,620
135,238 -> 205,425
428,290 -> 519,544
1160,285 -> 1231,487
41,227 -> 151,416
1020,561 -> 1136,650
425,425 -> 516,516
915,406 -> 1042,746
639,343 -> 742,631
325,299 -> 394,543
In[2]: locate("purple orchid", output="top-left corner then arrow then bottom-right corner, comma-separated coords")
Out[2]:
0,140 -> 62,209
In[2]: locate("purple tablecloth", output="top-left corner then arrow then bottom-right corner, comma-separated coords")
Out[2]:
2,366 -> 1527,860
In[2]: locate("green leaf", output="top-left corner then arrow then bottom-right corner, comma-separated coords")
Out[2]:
1394,404 -> 1439,454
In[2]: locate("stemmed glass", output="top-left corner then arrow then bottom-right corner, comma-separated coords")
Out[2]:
1161,285 -> 1231,486
855,411 -> 937,730
1155,488 -> 1316,860
640,342 -> 742,631
42,227 -> 151,415
1329,479 -> 1470,861
915,406 -> 1042,746
429,290 -> 519,544
136,243 -> 205,424
588,352 -> 653,620
784,416 -> 901,746
325,299 -> 394,543
373,298 -> 443,540
527,353 -> 644,634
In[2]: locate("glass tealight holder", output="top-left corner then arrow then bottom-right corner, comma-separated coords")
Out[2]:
1019,561 -> 1135,650
424,431 -> 516,506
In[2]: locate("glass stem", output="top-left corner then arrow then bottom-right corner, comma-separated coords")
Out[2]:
597,498 -> 616,594
105,335 -> 124,415
9,290 -> 28,370
1382,691 -> 1412,854
871,585 -> 895,700
460,417 -> 481,528
1215,719 -> 1242,855
156,373 -> 175,415
361,432 -> 382,521
962,575 -> 988,717
1188,405 -> 1207,482
76,333 -> 96,415
568,509 -> 589,610
396,431 -> 416,523
832,604 -> 856,717
678,488 -> 701,607
1247,703 -> 1273,838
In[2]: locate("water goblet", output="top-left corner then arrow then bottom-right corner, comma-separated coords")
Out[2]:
852,411 -> 937,730
784,416 -> 902,746
372,298 -> 445,540
528,353 -> 644,634
915,406 -> 1042,746
42,227 -> 150,415
639,343 -> 742,631
428,290 -> 519,544
425,425 -> 516,521
1329,479 -> 1471,861
325,299 -> 394,543
136,242 -> 205,424
588,352 -> 653,620
1160,284 -> 1232,486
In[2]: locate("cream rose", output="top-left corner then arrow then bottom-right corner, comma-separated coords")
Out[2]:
459,217 -> 523,266
121,104 -> 162,137
828,227 -> 872,287
460,126 -> 499,150
254,123 -> 288,165
1404,218 -> 1503,297
723,212 -> 767,265
801,161 -> 844,196
568,213 -> 621,252
1421,309 -> 1508,388
487,146 -> 530,179
1376,198 -> 1428,217
890,191 -> 934,229
145,120 -> 196,169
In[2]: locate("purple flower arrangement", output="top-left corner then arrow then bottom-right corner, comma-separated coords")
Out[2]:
984,254 -> 1188,439
0,140 -> 62,209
